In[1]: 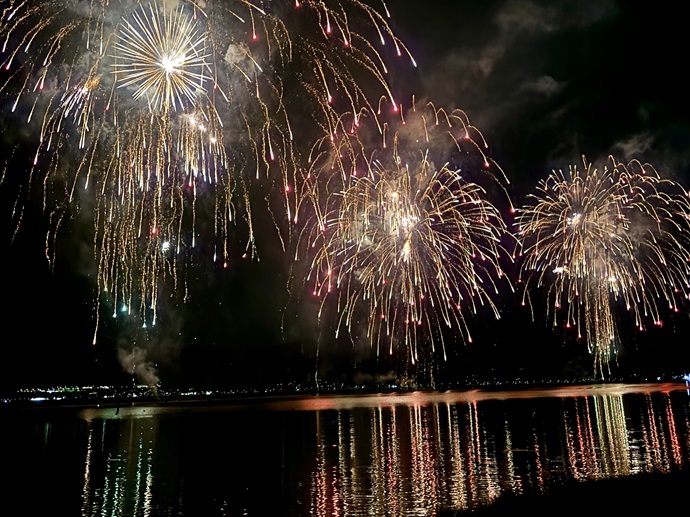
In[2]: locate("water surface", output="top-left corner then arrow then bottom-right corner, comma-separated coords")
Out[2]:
5,382 -> 689,516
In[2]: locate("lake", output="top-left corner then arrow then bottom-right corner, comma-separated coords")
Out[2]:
4,382 -> 689,516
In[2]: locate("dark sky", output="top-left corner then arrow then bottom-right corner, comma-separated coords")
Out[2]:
2,1 -> 690,393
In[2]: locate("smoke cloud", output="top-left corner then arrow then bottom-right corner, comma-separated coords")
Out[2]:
117,346 -> 160,388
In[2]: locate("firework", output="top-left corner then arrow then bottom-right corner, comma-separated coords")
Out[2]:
515,155 -> 690,376
292,101 -> 514,365
0,0 -> 414,341
112,2 -> 211,112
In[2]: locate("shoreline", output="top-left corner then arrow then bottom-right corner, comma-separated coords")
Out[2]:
3,380 -> 688,413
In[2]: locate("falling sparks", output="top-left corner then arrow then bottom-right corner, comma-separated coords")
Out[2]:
0,0 -> 415,341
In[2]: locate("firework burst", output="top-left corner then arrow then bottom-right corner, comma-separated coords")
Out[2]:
112,2 -> 211,112
0,0 -> 414,341
515,155 -> 690,376
292,101 -> 514,367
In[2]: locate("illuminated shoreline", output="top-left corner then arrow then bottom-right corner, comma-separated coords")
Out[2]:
4,380 -> 687,413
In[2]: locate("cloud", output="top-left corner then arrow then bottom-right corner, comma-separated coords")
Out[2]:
519,75 -> 564,98
612,133 -> 655,162
495,0 -> 616,35
417,0 -> 617,136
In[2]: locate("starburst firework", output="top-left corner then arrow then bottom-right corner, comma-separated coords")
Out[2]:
112,2 -> 211,112
515,155 -> 690,376
292,101 -> 514,366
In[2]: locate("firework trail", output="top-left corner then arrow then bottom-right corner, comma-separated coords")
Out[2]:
515,155 -> 690,376
291,100 -> 514,368
0,0 -> 414,341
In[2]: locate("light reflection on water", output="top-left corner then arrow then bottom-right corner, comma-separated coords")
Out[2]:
6,383 -> 689,516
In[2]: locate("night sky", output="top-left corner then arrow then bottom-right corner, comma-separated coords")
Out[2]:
2,1 -> 690,393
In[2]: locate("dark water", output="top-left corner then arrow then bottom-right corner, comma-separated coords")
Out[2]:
4,383 -> 689,516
